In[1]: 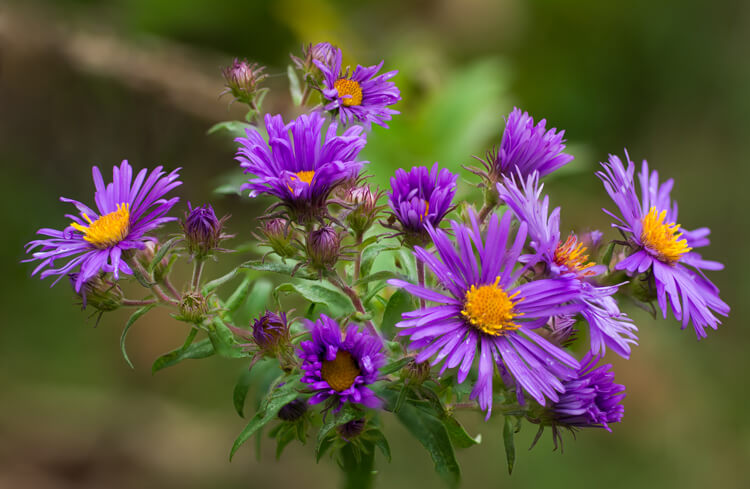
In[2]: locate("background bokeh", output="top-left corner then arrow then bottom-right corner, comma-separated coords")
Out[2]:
2,1 -> 749,488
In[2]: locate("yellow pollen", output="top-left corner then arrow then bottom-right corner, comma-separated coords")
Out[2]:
461,277 -> 524,336
334,78 -> 363,106
321,351 -> 361,392
291,170 -> 315,185
554,235 -> 596,277
70,203 -> 130,249
640,206 -> 692,264
420,201 -> 430,222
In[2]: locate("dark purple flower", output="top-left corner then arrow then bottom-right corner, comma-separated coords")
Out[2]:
492,108 -> 573,179
252,311 -> 290,352
314,47 -> 400,128
551,353 -> 625,430
388,211 -> 586,417
498,172 -> 638,358
297,314 -> 385,411
25,160 -> 181,292
181,203 -> 228,258
337,418 -> 367,440
235,112 -> 367,223
387,163 -> 457,243
597,152 -> 729,338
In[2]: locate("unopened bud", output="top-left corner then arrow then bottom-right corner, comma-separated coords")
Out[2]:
344,186 -> 380,236
277,399 -> 308,421
291,42 -> 338,81
182,203 -> 228,258
337,418 -> 366,440
178,291 -> 209,323
402,359 -> 431,384
69,273 -> 123,311
251,311 -> 290,353
306,226 -> 340,270
260,218 -> 297,259
222,59 -> 268,106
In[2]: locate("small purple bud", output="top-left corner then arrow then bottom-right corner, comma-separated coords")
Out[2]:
222,58 -> 267,105
291,42 -> 338,78
252,311 -> 290,353
68,273 -> 123,311
182,203 -> 228,258
260,218 -> 297,259
306,226 -> 340,269
402,359 -> 431,384
344,185 -> 381,236
277,398 -> 308,421
337,418 -> 367,440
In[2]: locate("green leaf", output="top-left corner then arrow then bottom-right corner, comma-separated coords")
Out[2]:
202,269 -> 239,294
503,416 -> 516,475
380,357 -> 412,377
287,65 -> 303,106
340,441 -> 376,489
360,243 -> 399,277
382,391 -> 460,487
209,317 -> 244,359
381,288 -> 415,339
233,367 -> 255,418
224,275 -> 253,312
371,429 -> 392,462
442,416 -> 481,449
120,304 -> 157,369
148,236 -> 181,273
275,282 -> 354,317
207,120 -> 255,138
151,336 -> 214,374
601,241 -> 616,270
230,374 -> 303,460
354,270 -> 401,287
315,404 -> 362,457
245,279 -> 273,317
240,260 -> 317,280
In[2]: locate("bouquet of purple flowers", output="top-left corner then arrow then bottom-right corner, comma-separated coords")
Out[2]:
24,42 -> 729,487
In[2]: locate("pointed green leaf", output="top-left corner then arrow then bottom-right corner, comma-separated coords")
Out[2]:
360,243 -> 399,277
275,282 -> 354,317
601,241 -> 616,270
353,270 -> 401,287
287,65 -> 303,106
380,357 -> 412,377
442,416 -> 481,449
381,288 -> 415,339
120,304 -> 157,369
148,236 -> 181,273
151,336 -> 214,374
240,260 -> 317,280
371,429 -> 392,462
503,416 -> 516,475
209,317 -> 244,359
207,120 -> 255,137
233,367 -> 255,418
224,275 -> 253,312
202,268 -> 239,295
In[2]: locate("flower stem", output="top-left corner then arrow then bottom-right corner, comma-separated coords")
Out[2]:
330,273 -> 380,338
416,259 -> 426,309
122,298 -> 158,307
127,258 -> 179,306
353,234 -> 364,282
191,259 -> 205,292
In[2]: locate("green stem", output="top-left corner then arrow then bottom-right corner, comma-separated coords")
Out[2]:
191,259 -> 205,292
353,234 -> 364,282
127,258 -> 179,306
330,274 -> 379,337
121,298 -> 158,307
416,259 -> 426,309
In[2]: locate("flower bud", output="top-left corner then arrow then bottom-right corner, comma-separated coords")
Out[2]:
222,58 -> 267,106
277,399 -> 308,422
135,240 -> 169,282
344,185 -> 380,237
337,418 -> 366,440
182,203 -> 228,259
259,218 -> 297,259
177,291 -> 209,323
401,359 -> 431,384
291,42 -> 338,81
251,311 -> 290,353
306,226 -> 340,270
69,273 -> 123,311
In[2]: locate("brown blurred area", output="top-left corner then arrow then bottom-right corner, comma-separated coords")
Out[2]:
2,1 -> 749,488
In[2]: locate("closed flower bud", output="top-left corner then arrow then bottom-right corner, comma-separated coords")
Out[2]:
69,273 -> 123,311
222,58 -> 267,106
291,42 -> 338,80
135,240 -> 169,281
337,418 -> 367,440
259,218 -> 297,259
181,203 -> 229,259
178,291 -> 209,323
306,226 -> 340,270
402,359 -> 431,384
344,185 -> 381,236
252,311 -> 290,353
277,398 -> 308,422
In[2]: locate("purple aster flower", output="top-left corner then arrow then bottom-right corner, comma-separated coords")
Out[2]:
597,152 -> 729,338
314,47 -> 400,128
235,112 -> 367,223
297,314 -> 385,411
489,107 -> 573,181
387,163 -> 458,245
388,211 -> 586,417
498,172 -> 638,358
25,160 -> 181,292
551,353 -> 625,431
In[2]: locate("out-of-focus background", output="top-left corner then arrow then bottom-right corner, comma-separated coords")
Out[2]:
2,1 -> 748,488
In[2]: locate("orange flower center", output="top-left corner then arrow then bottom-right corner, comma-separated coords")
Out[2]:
461,277 -> 524,336
554,235 -> 596,277
70,203 -> 130,249
334,78 -> 363,106
321,351 -> 361,391
640,207 -> 691,263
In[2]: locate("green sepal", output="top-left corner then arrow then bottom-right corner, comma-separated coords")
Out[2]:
502,416 -> 517,475
120,304 -> 157,369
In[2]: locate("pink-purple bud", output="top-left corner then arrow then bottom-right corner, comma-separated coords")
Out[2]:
306,226 -> 340,269
222,58 -> 267,105
182,203 -> 228,258
252,311 -> 290,353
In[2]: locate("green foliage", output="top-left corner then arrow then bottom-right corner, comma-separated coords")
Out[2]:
151,332 -> 214,374
119,304 -> 157,369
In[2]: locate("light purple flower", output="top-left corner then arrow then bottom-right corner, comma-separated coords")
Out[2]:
314,47 -> 400,128
597,152 -> 729,338
235,112 -> 367,222
389,211 -> 585,417
498,172 -> 638,358
297,314 -> 385,411
25,160 -> 181,292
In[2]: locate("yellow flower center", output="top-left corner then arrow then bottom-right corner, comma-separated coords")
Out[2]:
321,351 -> 361,391
419,200 -> 430,222
640,206 -> 692,263
334,78 -> 363,106
70,203 -> 130,249
291,170 -> 316,185
554,235 -> 596,277
461,277 -> 524,336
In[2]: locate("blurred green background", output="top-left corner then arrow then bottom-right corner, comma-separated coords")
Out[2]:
1,0 -> 748,487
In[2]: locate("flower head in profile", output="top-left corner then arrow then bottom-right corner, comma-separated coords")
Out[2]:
498,172 -> 638,358
389,211 -> 585,417
297,314 -> 385,411
25,160 -> 181,292
387,163 -> 458,246
221,58 -> 267,107
314,47 -> 400,128
235,112 -> 367,223
291,42 -> 339,80
597,152 -> 729,338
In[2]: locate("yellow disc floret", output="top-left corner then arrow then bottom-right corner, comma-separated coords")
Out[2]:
640,206 -> 691,264
334,78 -> 363,106
554,235 -> 596,277
321,351 -> 361,391
70,203 -> 130,249
291,170 -> 316,185
461,277 -> 524,336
